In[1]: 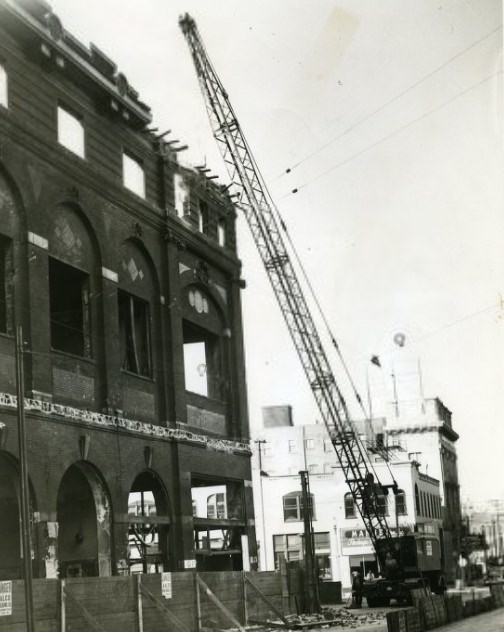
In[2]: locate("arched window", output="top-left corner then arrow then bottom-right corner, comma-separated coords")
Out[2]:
283,491 -> 314,522
344,492 -> 356,519
0,63 -> 7,107
415,484 -> 420,515
396,490 -> 407,515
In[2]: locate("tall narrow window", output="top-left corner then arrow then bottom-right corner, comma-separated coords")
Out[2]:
57,106 -> 85,158
0,64 -> 7,108
49,258 -> 90,357
174,173 -> 188,218
217,220 -> 226,247
415,484 -> 420,515
396,490 -> 407,515
123,152 -> 145,198
344,492 -> 356,518
198,201 -> 209,234
376,493 -> 388,516
118,291 -> 151,377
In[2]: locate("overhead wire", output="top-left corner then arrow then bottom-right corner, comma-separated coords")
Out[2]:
282,70 -> 502,199
273,24 -> 502,182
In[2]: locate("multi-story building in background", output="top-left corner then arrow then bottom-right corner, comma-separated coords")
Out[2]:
463,498 -> 504,564
252,406 -> 444,593
0,0 -> 256,579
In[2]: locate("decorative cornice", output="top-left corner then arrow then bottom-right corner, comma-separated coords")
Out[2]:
0,393 -> 250,455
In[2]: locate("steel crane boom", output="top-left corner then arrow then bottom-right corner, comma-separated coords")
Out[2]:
179,13 -> 395,566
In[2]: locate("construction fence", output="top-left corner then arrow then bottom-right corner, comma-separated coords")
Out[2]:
0,570 -> 310,632
386,583 -> 504,632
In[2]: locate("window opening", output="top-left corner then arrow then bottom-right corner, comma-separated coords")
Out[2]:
396,490 -> 407,515
198,200 -> 209,234
377,493 -> 388,516
344,492 -> 356,518
49,258 -> 91,357
118,291 -> 151,377
415,484 -> 420,515
288,440 -> 296,453
57,106 -> 85,158
174,173 -> 188,218
305,438 -> 314,450
282,492 -> 314,522
123,152 -> 145,198
0,64 -> 7,108
183,321 -> 223,399
217,220 -> 226,247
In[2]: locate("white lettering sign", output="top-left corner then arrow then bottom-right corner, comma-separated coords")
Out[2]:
0,581 -> 12,616
161,572 -> 172,599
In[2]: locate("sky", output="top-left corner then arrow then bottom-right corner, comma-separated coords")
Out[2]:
46,0 -> 503,503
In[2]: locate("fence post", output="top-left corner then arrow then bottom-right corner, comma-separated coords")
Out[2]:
60,579 -> 66,632
136,575 -> 144,632
194,573 -> 202,632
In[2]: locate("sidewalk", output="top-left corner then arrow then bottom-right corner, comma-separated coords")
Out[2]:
439,607 -> 504,631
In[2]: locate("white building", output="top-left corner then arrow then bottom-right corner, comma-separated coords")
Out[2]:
252,407 -> 443,593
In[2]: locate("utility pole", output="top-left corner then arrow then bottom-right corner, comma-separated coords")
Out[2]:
300,470 -> 320,614
254,440 -> 268,570
15,325 -> 35,632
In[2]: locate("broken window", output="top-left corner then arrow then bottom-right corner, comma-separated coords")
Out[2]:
123,151 -> 145,198
0,237 -> 13,334
198,200 -> 209,235
57,105 -> 85,158
183,321 -> 222,399
0,63 -> 7,108
49,258 -> 91,357
118,291 -> 151,377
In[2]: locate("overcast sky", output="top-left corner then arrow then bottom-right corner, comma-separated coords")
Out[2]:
48,0 -> 503,503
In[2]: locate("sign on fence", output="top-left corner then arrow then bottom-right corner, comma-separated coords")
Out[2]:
161,572 -> 172,599
0,582 -> 12,616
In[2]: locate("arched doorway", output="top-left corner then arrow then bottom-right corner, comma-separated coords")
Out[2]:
57,462 -> 112,578
127,470 -> 171,573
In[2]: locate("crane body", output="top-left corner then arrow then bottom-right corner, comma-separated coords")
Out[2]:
179,14 -> 443,606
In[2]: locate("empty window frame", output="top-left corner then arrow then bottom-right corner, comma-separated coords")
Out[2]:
198,200 -> 209,235
174,173 -> 188,218
123,151 -> 145,198
217,220 -> 226,247
0,237 -> 13,334
283,492 -> 314,522
57,106 -> 85,158
344,492 -> 356,519
183,321 -> 223,399
118,291 -> 152,377
49,258 -> 91,357
0,63 -> 7,108
207,493 -> 226,519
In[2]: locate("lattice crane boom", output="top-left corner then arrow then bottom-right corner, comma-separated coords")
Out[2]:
179,13 -> 395,561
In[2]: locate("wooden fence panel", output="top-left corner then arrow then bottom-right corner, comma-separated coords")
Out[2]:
141,572 -> 196,632
197,571 -> 245,629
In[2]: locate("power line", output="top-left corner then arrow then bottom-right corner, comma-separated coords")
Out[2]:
282,70 -> 502,199
273,24 -> 502,182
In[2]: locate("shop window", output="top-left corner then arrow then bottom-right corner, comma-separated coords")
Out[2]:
314,532 -> 332,580
57,106 -> 85,158
49,258 -> 91,357
283,491 -> 314,522
118,291 -> 151,377
198,200 -> 209,235
0,237 -> 13,334
183,321 -> 223,399
123,151 -> 145,198
0,63 -> 7,108
344,492 -> 356,519
217,220 -> 226,247
396,490 -> 407,515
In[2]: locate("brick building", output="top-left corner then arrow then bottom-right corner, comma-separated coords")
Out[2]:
0,0 -> 256,580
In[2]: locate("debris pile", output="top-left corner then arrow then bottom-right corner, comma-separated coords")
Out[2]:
265,607 -> 387,629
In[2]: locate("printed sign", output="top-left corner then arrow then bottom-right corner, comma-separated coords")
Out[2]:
340,527 -> 407,549
161,572 -> 172,599
0,581 -> 12,617
184,559 -> 196,569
